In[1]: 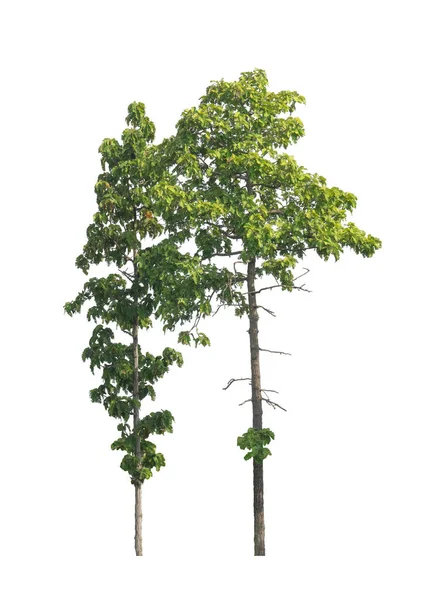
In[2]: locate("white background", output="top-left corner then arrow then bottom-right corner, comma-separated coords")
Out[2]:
1,0 -> 447,597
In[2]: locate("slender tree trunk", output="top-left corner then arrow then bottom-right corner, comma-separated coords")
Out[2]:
134,482 -> 142,555
247,258 -> 265,556
133,247 -> 143,556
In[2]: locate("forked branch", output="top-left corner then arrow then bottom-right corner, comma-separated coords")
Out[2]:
223,377 -> 252,391
261,389 -> 286,411
262,398 -> 287,411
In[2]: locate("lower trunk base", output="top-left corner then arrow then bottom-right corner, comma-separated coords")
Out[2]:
135,483 -> 143,556
253,460 -> 265,556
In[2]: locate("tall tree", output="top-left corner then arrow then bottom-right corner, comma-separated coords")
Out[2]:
167,69 -> 382,555
64,103 -> 184,556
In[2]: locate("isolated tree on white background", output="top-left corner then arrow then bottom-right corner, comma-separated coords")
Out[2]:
65,103 -> 186,556
165,69 -> 382,555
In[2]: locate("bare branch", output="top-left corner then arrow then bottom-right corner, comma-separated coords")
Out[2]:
212,303 -> 243,317
238,399 -> 252,406
259,348 -> 291,356
212,304 -> 225,317
262,398 -> 287,411
223,377 -> 251,390
233,261 -> 246,276
261,388 -> 279,394
257,305 -> 276,317
249,283 -> 311,295
294,268 -> 310,280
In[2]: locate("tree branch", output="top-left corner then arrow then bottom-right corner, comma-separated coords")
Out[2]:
233,260 -> 246,274
294,268 -> 310,280
262,398 -> 287,411
249,283 -> 311,294
223,377 -> 251,390
257,305 -> 276,317
213,303 -> 244,317
188,312 -> 202,334
260,388 -> 287,411
119,269 -> 135,283
238,399 -> 252,406
259,348 -> 291,356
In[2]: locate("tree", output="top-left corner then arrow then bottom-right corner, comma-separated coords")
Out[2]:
167,69 -> 382,555
64,103 -> 184,556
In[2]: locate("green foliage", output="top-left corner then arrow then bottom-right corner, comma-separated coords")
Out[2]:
66,71 -> 382,493
168,69 -> 381,471
113,440 -> 166,483
111,415 -> 171,483
65,102 -> 187,485
64,274 -> 153,332
137,410 -> 175,437
167,68 -> 381,308
237,428 -> 275,463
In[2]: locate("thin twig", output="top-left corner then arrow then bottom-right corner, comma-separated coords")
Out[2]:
188,313 -> 201,334
119,269 -> 134,283
249,283 -> 311,295
213,303 -> 242,317
223,377 -> 252,391
233,261 -> 245,274
238,399 -> 252,406
257,305 -> 276,317
259,348 -> 291,356
261,388 -> 279,394
294,268 -> 310,280
262,398 -> 287,411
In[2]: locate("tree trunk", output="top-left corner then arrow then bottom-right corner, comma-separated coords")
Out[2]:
247,258 -> 266,556
134,481 -> 142,556
133,247 -> 143,556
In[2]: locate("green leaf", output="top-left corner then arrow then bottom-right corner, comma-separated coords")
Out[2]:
237,427 -> 275,463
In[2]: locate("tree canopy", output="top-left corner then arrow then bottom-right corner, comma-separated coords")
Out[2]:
65,70 -> 381,555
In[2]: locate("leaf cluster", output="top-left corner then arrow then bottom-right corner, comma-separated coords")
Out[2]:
237,427 -> 275,464
111,410 -> 175,482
